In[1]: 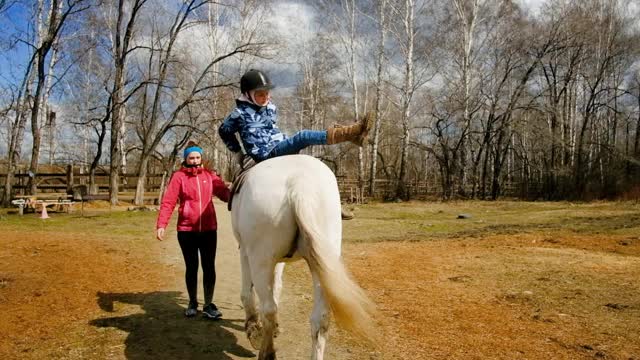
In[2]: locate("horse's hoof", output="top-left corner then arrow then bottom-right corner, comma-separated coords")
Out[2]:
249,331 -> 262,351
247,322 -> 263,350
258,351 -> 276,360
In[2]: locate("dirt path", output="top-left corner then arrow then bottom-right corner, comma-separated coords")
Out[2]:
0,204 -> 371,359
5,200 -> 636,359
199,204 -> 370,359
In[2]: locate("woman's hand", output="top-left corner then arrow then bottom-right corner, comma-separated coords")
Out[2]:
156,228 -> 165,241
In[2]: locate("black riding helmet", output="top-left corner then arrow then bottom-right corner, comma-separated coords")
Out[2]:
240,69 -> 274,94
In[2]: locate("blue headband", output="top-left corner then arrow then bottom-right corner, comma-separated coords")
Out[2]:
183,146 -> 203,159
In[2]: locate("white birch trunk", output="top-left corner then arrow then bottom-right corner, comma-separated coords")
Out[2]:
369,0 -> 387,197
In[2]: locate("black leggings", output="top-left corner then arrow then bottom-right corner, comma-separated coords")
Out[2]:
177,231 -> 218,306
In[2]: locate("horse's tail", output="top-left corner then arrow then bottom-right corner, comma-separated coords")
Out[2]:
289,179 -> 377,341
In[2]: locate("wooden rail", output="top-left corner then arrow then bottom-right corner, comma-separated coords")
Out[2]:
1,168 -> 166,198
2,168 -> 539,203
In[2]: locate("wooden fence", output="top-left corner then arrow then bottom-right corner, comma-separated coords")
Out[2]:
0,167 -> 165,199
336,178 -> 543,202
2,168 -> 540,204
337,178 -> 440,202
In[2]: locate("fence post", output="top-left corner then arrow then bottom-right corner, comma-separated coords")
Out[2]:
18,169 -> 23,196
66,163 -> 74,194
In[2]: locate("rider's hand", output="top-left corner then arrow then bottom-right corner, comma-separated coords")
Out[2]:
156,228 -> 165,241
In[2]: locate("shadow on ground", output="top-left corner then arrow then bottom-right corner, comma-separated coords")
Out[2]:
90,291 -> 254,359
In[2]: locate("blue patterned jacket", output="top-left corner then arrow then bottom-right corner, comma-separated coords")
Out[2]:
218,99 -> 285,161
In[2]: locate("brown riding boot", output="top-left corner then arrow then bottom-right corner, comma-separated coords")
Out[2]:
326,113 -> 373,146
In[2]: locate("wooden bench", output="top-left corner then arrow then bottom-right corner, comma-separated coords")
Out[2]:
12,197 -> 75,215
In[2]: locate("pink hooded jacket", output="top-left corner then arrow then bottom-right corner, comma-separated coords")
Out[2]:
156,166 -> 230,232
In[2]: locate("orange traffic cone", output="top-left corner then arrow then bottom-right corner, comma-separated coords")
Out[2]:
40,205 -> 50,219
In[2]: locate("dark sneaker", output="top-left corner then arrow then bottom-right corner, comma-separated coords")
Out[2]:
185,301 -> 198,317
202,303 -> 222,319
341,206 -> 354,220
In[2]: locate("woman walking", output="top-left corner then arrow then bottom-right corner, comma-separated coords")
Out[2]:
156,141 -> 231,319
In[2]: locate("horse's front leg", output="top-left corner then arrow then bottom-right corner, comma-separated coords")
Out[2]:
240,249 -> 262,350
310,272 -> 330,360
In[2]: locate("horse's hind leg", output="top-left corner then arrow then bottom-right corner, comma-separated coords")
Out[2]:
240,250 -> 262,350
310,272 -> 330,360
273,262 -> 285,306
272,262 -> 285,338
251,262 -> 279,360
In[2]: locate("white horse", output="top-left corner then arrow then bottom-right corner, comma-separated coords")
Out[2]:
231,154 -> 375,360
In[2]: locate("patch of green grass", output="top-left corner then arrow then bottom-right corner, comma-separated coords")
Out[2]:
4,200 -> 639,244
344,201 -> 640,243
0,210 -> 159,240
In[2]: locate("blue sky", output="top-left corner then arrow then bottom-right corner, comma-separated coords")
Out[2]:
0,1 -> 35,89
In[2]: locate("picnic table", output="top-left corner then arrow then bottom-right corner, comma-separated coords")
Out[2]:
12,194 -> 75,216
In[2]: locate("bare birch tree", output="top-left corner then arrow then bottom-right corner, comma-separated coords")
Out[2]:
450,0 -> 483,196
26,0 -> 74,194
3,0 -> 89,201
369,0 -> 388,196
573,0 -> 624,196
132,1 -> 271,205
109,0 -> 148,205
345,0 -> 367,199
392,0 -> 417,200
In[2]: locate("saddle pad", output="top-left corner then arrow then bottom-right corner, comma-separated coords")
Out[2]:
228,155 -> 257,211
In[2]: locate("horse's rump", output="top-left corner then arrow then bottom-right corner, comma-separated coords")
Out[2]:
287,167 -> 376,339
